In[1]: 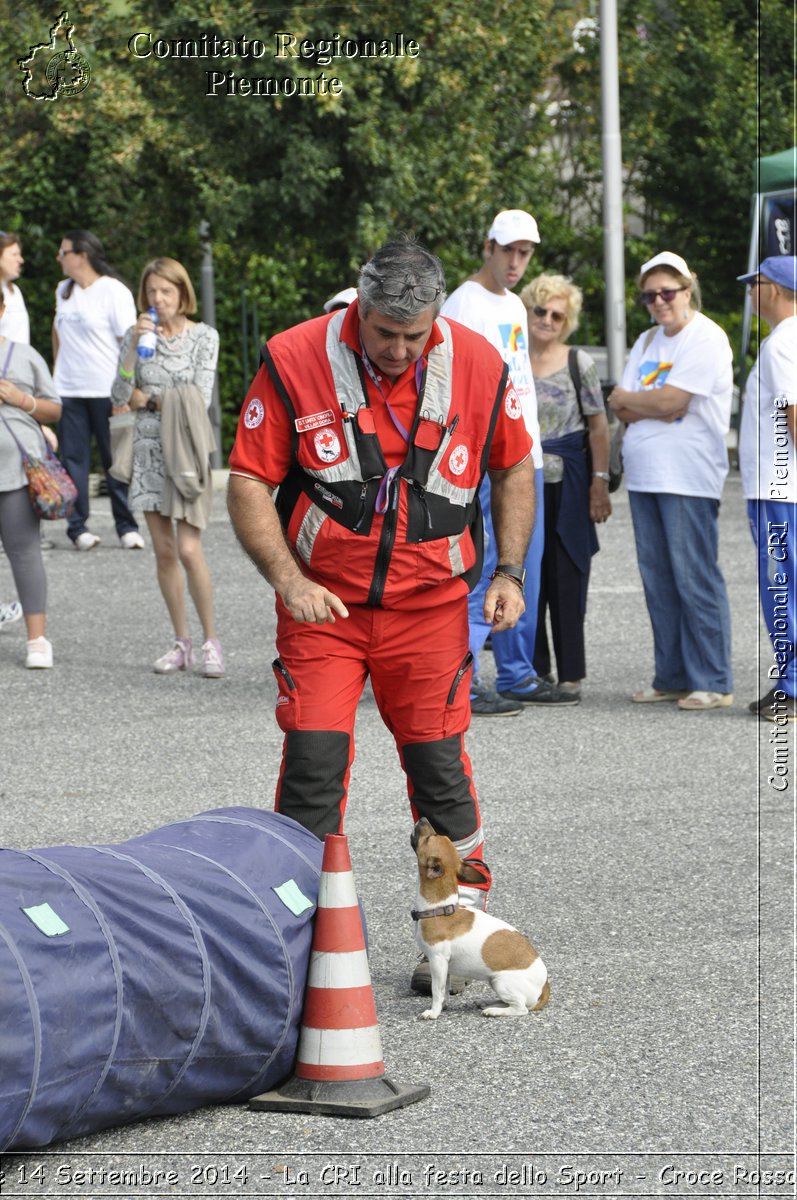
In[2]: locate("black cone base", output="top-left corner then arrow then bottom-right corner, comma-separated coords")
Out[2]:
249,1073 -> 430,1118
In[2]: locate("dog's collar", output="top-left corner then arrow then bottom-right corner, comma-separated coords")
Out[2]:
411,903 -> 459,921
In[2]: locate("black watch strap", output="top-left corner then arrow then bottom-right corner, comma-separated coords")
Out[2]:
490,563 -> 526,592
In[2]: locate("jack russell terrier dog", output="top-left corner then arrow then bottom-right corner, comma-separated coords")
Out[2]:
411,818 -> 550,1019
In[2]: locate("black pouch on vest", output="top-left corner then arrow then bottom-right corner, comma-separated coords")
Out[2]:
352,406 -> 388,479
403,416 -> 446,487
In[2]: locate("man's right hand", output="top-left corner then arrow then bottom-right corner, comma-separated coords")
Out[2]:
280,576 -> 349,624
483,577 -> 525,631
228,474 -> 349,623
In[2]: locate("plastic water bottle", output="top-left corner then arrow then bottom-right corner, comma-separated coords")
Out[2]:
137,307 -> 158,360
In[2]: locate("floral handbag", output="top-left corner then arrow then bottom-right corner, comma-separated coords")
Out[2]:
0,345 -> 78,520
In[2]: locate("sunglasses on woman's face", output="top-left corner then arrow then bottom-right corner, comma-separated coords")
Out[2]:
531,304 -> 566,324
640,285 -> 687,305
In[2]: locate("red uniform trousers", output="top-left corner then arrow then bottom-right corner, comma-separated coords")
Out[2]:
271,594 -> 489,904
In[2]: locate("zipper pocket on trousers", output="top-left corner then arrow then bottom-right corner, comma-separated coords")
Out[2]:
272,658 -> 296,689
447,650 -> 474,705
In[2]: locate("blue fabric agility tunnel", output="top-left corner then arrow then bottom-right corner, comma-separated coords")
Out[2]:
0,807 -> 324,1150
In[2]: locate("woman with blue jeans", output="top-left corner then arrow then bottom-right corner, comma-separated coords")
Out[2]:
608,251 -> 734,711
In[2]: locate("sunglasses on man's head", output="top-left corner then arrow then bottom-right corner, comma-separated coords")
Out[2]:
531,304 -> 566,324
639,286 -> 687,305
367,273 -> 442,304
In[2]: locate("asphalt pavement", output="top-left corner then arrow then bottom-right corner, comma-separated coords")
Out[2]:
0,472 -> 793,1198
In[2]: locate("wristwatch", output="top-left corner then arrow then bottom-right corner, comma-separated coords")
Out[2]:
490,563 -> 526,593
592,471 -> 610,482
145,397 -> 158,413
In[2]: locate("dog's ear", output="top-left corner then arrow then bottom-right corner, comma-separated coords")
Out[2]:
425,857 -> 444,879
457,860 -> 487,885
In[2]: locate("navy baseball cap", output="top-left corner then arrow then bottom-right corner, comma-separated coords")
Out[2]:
737,256 -> 797,289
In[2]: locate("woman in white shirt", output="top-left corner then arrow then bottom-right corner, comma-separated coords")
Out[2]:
0,233 -> 30,344
52,230 -> 143,551
608,251 -> 734,711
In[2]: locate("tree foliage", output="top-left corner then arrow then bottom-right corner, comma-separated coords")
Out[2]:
1,0 -> 790,453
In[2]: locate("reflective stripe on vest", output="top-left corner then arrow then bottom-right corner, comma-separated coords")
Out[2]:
416,318 -> 477,507
323,309 -> 370,482
295,501 -> 328,565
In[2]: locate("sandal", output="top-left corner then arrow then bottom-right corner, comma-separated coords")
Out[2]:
677,690 -> 733,711
631,687 -> 689,703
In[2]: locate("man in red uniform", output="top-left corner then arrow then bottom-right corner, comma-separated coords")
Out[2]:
227,239 -> 534,984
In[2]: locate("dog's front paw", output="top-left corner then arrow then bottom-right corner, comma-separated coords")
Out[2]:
420,1008 -> 440,1020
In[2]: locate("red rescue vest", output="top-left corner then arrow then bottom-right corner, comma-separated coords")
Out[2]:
264,310 -> 510,609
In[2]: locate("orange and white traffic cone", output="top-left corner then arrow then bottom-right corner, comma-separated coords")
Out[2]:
249,832 -> 430,1117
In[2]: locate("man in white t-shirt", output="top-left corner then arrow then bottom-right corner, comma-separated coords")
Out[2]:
737,255 -> 797,721
442,209 -> 574,714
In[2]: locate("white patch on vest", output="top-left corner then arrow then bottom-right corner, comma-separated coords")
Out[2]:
296,409 -> 335,433
505,387 -> 523,420
449,444 -> 469,476
244,397 -> 265,429
314,428 -> 341,463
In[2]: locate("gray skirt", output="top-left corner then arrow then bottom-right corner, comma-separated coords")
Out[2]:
129,412 -> 213,530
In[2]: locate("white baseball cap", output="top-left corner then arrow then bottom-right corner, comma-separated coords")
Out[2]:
487,209 -> 540,246
639,251 -> 691,279
323,286 -> 358,313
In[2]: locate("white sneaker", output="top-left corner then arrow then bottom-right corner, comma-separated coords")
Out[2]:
74,532 -> 100,551
120,531 -> 145,550
26,637 -> 53,669
201,638 -> 225,678
153,637 -> 194,674
0,600 -> 23,629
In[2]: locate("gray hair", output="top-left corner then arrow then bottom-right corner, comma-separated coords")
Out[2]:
358,239 -> 447,321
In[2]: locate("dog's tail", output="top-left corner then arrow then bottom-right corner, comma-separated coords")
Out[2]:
532,978 -> 551,1012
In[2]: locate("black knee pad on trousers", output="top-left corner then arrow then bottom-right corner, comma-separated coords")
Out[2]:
402,736 -> 476,843
277,729 -> 350,841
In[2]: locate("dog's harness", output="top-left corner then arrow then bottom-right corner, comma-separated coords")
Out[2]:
410,904 -> 459,921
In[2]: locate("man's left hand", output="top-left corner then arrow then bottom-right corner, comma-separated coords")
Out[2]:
484,578 -> 525,631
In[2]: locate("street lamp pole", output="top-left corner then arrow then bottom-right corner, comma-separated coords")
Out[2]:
198,219 -> 222,469
600,0 -> 627,384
